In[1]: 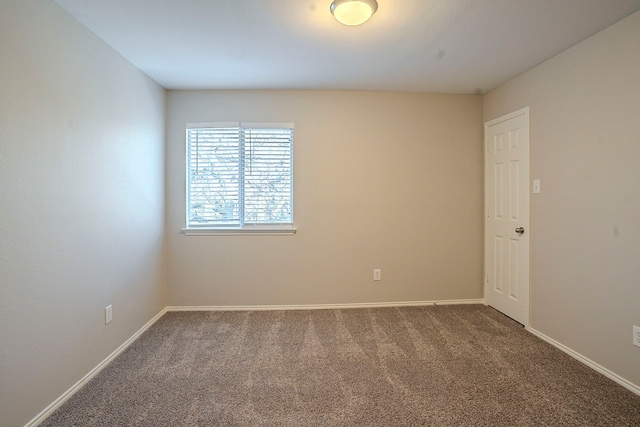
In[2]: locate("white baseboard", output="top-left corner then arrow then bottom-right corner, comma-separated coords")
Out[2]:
25,308 -> 168,427
528,327 -> 640,397
166,299 -> 484,312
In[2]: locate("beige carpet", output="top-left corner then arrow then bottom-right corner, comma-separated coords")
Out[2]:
41,305 -> 640,426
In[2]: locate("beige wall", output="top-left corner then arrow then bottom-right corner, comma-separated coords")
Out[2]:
0,1 -> 167,425
167,90 -> 483,307
484,11 -> 640,387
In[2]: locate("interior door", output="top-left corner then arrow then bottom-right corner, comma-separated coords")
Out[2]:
484,107 -> 530,326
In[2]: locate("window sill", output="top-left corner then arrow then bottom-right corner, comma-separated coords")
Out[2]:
181,227 -> 297,236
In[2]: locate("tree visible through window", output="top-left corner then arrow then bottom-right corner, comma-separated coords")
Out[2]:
186,123 -> 293,229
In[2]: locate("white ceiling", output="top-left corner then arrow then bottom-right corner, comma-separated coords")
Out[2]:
54,0 -> 640,94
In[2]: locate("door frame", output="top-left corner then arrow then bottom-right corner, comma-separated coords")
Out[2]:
483,107 -> 531,328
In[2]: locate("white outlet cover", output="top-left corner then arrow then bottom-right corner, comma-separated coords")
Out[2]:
105,305 -> 113,324
633,325 -> 640,348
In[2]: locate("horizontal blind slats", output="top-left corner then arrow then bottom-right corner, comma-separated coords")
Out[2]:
187,124 -> 293,228
187,127 -> 241,225
243,127 -> 292,225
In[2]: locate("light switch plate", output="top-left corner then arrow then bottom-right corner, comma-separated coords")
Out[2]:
533,179 -> 541,194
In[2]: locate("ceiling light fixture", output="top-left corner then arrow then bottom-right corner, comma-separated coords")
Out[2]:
330,0 -> 378,26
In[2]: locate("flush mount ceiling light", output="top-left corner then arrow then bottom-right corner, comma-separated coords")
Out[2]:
330,0 -> 378,26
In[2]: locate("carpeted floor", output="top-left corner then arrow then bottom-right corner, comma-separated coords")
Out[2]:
41,305 -> 640,426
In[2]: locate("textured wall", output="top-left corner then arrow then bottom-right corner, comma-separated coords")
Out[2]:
166,90 -> 483,307
0,1 -> 167,425
484,11 -> 640,388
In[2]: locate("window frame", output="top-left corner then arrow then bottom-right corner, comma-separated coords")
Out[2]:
182,122 -> 296,236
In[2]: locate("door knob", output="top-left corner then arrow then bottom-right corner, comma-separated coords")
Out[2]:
515,227 -> 525,235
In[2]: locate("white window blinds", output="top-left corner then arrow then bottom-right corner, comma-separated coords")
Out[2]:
186,123 -> 293,229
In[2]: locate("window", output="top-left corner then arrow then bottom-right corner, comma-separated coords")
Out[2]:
184,122 -> 295,235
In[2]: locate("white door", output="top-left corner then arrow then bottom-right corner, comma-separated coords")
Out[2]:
484,107 -> 530,326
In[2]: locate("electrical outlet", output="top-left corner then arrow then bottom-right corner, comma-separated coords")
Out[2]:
633,325 -> 640,348
373,269 -> 381,281
105,305 -> 113,324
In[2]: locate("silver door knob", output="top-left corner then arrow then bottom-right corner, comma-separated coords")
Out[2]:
515,227 -> 525,235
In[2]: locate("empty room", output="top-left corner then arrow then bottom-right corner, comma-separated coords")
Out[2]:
1,0 -> 639,425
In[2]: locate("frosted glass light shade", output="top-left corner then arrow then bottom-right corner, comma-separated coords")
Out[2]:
330,0 -> 378,26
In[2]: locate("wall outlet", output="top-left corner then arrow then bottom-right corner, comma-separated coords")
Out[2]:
373,269 -> 381,281
633,325 -> 640,348
105,305 -> 113,324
